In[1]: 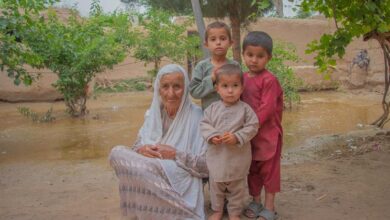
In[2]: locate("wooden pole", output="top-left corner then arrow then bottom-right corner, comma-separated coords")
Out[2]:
191,0 -> 209,58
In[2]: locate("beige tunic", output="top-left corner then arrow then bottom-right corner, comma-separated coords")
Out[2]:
200,100 -> 259,182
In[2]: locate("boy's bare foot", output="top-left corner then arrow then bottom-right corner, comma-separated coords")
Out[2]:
208,211 -> 223,220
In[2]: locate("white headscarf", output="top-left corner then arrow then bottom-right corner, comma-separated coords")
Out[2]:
137,64 -> 206,214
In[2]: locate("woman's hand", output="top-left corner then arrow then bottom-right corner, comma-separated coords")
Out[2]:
136,145 -> 162,159
155,144 -> 176,160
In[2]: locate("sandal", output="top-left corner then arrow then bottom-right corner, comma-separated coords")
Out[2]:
257,208 -> 279,220
243,201 -> 264,218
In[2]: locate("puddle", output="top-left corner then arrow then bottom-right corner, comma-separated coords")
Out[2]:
283,91 -> 384,148
0,91 -> 385,163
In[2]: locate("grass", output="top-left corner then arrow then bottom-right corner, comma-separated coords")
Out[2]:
17,107 -> 56,123
93,77 -> 149,94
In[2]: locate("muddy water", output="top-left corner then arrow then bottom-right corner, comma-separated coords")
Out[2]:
0,91 -> 384,163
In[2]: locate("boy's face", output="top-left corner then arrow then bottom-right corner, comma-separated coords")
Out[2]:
205,28 -> 232,57
243,45 -> 271,74
215,74 -> 243,106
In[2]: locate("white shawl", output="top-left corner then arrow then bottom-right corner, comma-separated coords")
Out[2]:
137,64 -> 207,216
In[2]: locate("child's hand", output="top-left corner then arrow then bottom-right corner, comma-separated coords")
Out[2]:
210,136 -> 222,145
221,132 -> 238,145
211,66 -> 222,83
211,68 -> 218,83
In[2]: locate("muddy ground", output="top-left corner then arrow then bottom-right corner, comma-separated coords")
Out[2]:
1,127 -> 389,220
1,91 -> 390,220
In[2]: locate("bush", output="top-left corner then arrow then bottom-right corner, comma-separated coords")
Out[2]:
268,42 -> 302,108
133,9 -> 201,79
17,107 -> 56,123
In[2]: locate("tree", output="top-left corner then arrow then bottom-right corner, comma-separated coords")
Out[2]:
301,0 -> 390,127
132,9 -> 201,78
122,0 -> 273,63
0,0 -> 58,85
273,0 -> 284,17
1,0 -> 136,117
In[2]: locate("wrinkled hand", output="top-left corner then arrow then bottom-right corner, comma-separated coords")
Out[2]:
136,145 -> 162,159
155,144 -> 176,160
221,132 -> 238,145
210,135 -> 222,145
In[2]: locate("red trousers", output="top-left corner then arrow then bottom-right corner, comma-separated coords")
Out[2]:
247,140 -> 281,195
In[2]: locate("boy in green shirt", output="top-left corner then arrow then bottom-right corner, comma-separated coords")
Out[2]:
189,21 -> 238,110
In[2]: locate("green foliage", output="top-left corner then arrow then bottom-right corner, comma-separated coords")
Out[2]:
89,0 -> 103,16
123,0 -> 273,63
0,0 -> 58,85
242,42 -> 302,107
17,107 -> 56,123
200,0 -> 272,22
136,0 -> 193,15
268,43 -> 302,107
248,0 -> 272,20
94,77 -> 148,93
301,0 -> 390,73
132,9 -> 201,78
293,6 -> 313,19
2,0 -> 136,117
301,0 -> 390,127
129,0 -> 273,20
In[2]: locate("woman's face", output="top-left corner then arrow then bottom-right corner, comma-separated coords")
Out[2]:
159,72 -> 185,113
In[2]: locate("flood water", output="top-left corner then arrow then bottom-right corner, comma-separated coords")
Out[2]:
0,91 -> 384,163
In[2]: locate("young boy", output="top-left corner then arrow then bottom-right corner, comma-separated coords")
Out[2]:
190,21 -> 238,110
241,31 -> 283,220
200,64 -> 259,220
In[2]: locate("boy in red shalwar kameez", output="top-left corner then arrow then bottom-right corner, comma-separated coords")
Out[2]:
241,31 -> 283,220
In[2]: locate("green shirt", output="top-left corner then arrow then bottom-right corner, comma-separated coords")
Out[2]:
189,58 -> 239,110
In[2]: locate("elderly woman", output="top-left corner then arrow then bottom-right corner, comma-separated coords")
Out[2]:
109,64 -> 208,220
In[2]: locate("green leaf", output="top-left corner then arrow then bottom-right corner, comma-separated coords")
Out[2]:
14,78 -> 20,85
378,23 -> 389,33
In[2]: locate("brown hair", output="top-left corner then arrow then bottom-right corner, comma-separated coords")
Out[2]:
215,63 -> 243,84
205,21 -> 232,42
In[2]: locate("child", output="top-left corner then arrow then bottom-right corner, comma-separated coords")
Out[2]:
241,31 -> 283,220
200,64 -> 259,220
190,21 -> 239,110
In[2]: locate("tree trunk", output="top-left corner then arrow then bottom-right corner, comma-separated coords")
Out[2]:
368,32 -> 390,128
66,95 -> 87,117
273,0 -> 284,17
230,15 -> 241,64
190,0 -> 209,58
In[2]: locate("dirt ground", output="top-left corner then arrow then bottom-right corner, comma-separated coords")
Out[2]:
1,125 -> 389,220
277,129 -> 390,220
